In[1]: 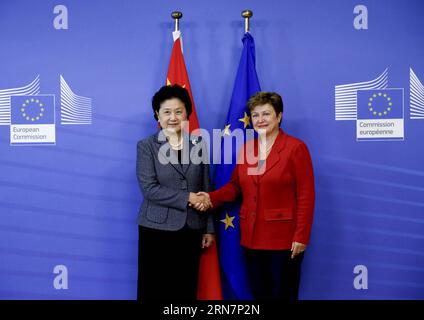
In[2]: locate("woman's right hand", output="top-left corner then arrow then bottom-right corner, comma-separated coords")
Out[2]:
188,192 -> 212,212
196,192 -> 212,211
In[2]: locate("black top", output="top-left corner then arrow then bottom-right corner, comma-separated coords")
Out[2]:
176,149 -> 182,164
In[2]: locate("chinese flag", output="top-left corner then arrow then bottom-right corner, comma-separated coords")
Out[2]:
166,31 -> 199,133
166,31 -> 223,300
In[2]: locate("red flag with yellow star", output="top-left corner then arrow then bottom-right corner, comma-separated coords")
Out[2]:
166,31 -> 223,300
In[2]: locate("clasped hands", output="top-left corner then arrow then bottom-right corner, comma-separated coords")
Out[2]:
188,192 -> 212,212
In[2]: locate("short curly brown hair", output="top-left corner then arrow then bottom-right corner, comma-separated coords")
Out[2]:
247,91 -> 284,117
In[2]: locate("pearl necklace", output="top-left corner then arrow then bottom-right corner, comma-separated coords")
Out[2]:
168,137 -> 183,150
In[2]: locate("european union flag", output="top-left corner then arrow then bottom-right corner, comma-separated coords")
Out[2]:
214,33 -> 261,300
357,89 -> 404,120
10,95 -> 55,125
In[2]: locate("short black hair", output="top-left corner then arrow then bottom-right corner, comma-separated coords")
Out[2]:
151,85 -> 192,121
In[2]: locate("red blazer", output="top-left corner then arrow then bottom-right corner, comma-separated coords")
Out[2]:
210,129 -> 315,250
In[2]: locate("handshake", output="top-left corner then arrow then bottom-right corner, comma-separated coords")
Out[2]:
188,192 -> 212,212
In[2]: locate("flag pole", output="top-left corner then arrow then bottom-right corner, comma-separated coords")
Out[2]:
171,11 -> 183,32
241,10 -> 253,33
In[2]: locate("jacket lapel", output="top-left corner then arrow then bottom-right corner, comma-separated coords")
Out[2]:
257,129 -> 288,182
181,132 -> 193,174
244,139 -> 261,185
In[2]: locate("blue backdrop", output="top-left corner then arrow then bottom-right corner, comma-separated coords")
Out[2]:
0,0 -> 423,299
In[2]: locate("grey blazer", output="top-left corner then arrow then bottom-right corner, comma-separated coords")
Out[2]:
136,130 -> 214,233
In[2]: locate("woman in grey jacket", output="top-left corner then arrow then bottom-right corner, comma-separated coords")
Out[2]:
136,85 -> 214,300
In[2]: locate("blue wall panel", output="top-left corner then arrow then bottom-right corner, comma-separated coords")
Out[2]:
0,0 -> 423,299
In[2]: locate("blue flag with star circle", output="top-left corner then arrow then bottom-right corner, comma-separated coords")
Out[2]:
357,89 -> 403,120
11,95 -> 55,125
214,32 -> 261,300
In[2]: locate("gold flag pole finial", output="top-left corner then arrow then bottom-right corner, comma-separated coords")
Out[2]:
241,10 -> 253,33
171,11 -> 183,32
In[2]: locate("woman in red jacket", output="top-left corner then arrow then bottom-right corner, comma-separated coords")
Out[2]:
199,92 -> 315,300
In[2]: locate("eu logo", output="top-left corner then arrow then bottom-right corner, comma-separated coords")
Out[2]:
357,89 -> 403,120
11,95 -> 55,125
10,95 -> 56,145
356,89 -> 404,141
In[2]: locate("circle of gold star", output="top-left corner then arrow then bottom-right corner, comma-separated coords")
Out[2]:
21,98 -> 44,122
368,92 -> 392,117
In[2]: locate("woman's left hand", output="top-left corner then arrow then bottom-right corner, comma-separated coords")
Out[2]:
291,241 -> 307,259
202,233 -> 215,249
